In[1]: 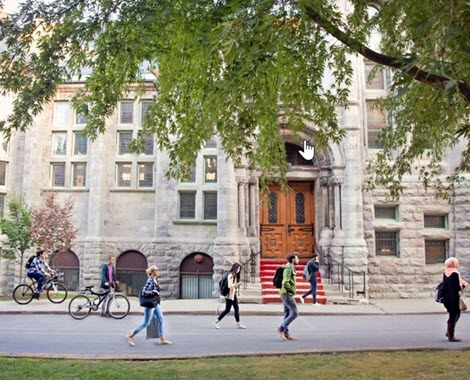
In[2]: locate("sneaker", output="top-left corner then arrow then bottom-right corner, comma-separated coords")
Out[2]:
285,335 -> 297,341
278,329 -> 287,341
237,324 -> 247,329
213,321 -> 220,329
159,339 -> 173,345
126,334 -> 135,346
313,303 -> 322,307
300,296 -> 305,304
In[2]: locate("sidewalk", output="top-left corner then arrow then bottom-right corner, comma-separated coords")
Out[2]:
0,296 -> 447,316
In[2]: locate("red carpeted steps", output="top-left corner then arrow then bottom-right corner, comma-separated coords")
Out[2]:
260,259 -> 327,304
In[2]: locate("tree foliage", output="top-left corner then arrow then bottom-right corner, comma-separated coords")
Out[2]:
29,193 -> 78,255
0,194 -> 33,281
0,0 -> 469,196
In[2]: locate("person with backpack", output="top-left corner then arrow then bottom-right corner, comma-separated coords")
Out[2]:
278,253 -> 300,341
300,253 -> 320,306
442,257 -> 468,342
100,255 -> 117,317
27,249 -> 52,300
213,263 -> 247,329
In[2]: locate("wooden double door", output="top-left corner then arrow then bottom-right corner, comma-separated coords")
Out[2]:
260,182 -> 315,259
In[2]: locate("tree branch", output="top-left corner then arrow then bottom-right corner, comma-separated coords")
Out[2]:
303,4 -> 470,104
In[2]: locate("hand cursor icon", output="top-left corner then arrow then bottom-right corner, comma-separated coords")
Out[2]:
299,141 -> 315,161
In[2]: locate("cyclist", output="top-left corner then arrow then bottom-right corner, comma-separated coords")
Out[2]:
27,249 -> 53,300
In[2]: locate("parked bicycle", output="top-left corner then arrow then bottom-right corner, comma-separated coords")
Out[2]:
68,284 -> 130,320
13,272 -> 68,305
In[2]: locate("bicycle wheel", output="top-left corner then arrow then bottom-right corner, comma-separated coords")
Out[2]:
13,284 -> 34,305
107,294 -> 130,319
68,295 -> 92,320
46,283 -> 68,304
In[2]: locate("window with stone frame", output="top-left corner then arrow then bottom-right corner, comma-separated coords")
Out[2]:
375,230 -> 399,256
424,214 -> 448,229
0,193 -> 4,217
367,101 -> 387,149
114,100 -> 155,189
375,205 -> 398,220
179,191 -> 196,219
50,101 -> 89,188
425,239 -> 448,264
177,140 -> 217,221
364,62 -> 387,90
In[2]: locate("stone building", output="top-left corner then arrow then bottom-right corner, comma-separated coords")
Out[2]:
0,4 -> 469,300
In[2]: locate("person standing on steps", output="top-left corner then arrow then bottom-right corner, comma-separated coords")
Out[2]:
126,265 -> 172,346
278,253 -> 299,341
214,263 -> 247,329
442,257 -> 468,342
300,253 -> 320,305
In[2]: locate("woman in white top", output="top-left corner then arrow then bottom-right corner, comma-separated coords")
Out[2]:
214,263 -> 247,329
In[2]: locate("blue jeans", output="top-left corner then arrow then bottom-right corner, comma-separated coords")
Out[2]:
28,272 -> 45,292
279,295 -> 299,335
133,304 -> 164,336
302,277 -> 318,303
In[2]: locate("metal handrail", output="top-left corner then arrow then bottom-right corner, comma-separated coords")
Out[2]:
240,249 -> 261,290
321,246 -> 366,299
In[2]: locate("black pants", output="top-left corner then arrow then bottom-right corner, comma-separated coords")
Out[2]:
217,294 -> 240,322
447,309 -> 461,325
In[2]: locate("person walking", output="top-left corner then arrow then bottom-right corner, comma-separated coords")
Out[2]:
214,263 -> 247,329
443,257 -> 468,342
126,265 -> 172,346
278,253 -> 299,341
100,255 -> 117,316
300,253 -> 320,305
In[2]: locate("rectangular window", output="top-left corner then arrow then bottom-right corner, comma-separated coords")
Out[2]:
138,163 -> 153,188
120,101 -> 134,124
182,163 -> 196,183
141,100 -> 153,123
424,214 -> 447,229
53,101 -> 70,127
375,231 -> 399,256
75,112 -> 87,125
375,205 -> 397,220
72,163 -> 87,187
0,194 -> 4,217
367,101 -> 386,149
116,163 -> 132,187
52,132 -> 67,155
142,134 -> 154,155
204,156 -> 217,183
425,240 -> 448,264
365,62 -> 386,90
0,162 -> 6,186
204,192 -> 217,220
51,163 -> 66,187
73,132 -> 88,155
118,132 -> 133,155
179,192 -> 196,219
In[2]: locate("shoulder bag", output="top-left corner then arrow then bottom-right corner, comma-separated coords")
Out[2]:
459,290 -> 467,312
139,292 -> 160,308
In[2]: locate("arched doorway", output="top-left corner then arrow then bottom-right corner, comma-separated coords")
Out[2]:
116,250 -> 148,296
49,250 -> 80,291
180,253 -> 214,299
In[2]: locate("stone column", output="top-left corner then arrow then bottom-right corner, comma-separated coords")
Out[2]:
333,178 -> 343,231
320,176 -> 329,228
238,181 -> 246,229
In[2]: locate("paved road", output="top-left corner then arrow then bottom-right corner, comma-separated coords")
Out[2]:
1,313 -> 469,359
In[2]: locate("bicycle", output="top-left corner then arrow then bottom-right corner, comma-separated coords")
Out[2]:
13,272 -> 68,305
68,284 -> 130,320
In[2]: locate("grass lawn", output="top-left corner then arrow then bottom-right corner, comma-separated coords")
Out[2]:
1,351 -> 470,380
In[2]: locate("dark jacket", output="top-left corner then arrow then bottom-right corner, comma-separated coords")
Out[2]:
307,259 -> 320,282
100,263 -> 116,288
443,272 -> 462,313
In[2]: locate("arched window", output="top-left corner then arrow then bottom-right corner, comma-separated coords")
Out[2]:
116,250 -> 148,296
49,250 -> 80,291
179,253 -> 214,299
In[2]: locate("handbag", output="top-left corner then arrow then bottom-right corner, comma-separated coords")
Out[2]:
139,292 -> 160,308
459,291 -> 467,312
146,316 -> 160,340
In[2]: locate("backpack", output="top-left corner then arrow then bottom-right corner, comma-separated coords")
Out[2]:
219,272 -> 230,297
272,267 -> 285,289
303,261 -> 311,281
435,281 -> 445,303
25,255 -> 36,270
